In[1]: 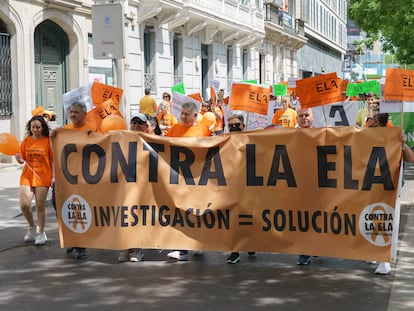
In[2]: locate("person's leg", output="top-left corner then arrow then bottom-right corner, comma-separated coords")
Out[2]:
33,186 -> 49,233
19,185 -> 34,227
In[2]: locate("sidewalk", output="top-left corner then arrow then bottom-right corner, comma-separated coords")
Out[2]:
0,163 -> 413,310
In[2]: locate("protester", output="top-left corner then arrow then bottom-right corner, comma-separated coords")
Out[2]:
366,111 -> 394,275
53,101 -> 96,259
271,96 -> 297,128
355,92 -> 379,128
211,98 -> 225,135
139,88 -> 157,117
15,115 -> 53,246
225,113 -> 257,264
165,101 -> 211,260
117,113 -> 152,263
295,107 -> 314,265
156,101 -> 177,135
160,92 -> 173,110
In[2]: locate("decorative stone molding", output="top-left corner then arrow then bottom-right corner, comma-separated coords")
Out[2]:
187,21 -> 207,36
203,26 -> 219,44
138,6 -> 162,24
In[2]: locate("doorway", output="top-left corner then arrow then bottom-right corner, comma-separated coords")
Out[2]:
34,20 -> 68,126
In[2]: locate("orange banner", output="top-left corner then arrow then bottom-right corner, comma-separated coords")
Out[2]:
296,72 -> 343,108
229,83 -> 270,115
384,68 -> 414,101
53,127 -> 402,262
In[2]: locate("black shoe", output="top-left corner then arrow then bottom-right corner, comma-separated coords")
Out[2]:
66,247 -> 75,253
248,252 -> 257,257
297,255 -> 311,265
226,252 -> 240,264
74,248 -> 86,260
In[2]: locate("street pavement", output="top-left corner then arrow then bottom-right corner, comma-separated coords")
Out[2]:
0,163 -> 413,311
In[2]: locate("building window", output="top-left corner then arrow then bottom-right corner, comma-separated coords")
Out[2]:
242,48 -> 248,80
144,26 -> 156,92
0,32 -> 12,116
173,33 -> 183,85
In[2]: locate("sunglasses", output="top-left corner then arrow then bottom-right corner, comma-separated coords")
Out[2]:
229,123 -> 241,128
131,119 -> 147,125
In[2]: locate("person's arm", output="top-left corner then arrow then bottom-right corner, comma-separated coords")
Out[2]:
400,130 -> 414,163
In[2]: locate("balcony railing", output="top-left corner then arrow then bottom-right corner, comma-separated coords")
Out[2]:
144,73 -> 156,92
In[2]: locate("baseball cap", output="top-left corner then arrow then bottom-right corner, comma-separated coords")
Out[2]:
130,113 -> 147,122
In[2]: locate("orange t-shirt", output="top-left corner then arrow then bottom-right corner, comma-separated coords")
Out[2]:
64,122 -> 95,131
19,136 -> 53,187
271,110 -> 284,125
166,123 -> 211,137
273,108 -> 297,128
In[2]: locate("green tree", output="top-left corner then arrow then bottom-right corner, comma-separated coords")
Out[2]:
348,0 -> 414,64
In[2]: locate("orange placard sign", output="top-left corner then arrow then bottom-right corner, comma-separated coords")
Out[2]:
90,82 -> 123,108
384,68 -> 414,101
296,72 -> 342,109
229,83 -> 270,115
210,86 -> 216,105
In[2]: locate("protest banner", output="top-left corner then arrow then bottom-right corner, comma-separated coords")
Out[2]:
296,72 -> 343,109
229,83 -> 271,115
53,127 -> 402,262
384,68 -> 414,101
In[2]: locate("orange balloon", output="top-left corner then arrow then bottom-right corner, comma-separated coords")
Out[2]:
201,112 -> 216,128
196,113 -> 203,123
99,115 -> 126,133
0,132 -> 19,155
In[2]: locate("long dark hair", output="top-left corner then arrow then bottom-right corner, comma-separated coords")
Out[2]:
26,115 -> 50,137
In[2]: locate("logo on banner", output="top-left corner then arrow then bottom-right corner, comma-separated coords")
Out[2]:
359,203 -> 394,247
62,195 -> 92,233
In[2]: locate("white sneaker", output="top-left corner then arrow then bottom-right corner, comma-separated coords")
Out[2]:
24,226 -> 37,242
34,232 -> 47,245
375,262 -> 391,275
129,249 -> 144,262
167,250 -> 189,261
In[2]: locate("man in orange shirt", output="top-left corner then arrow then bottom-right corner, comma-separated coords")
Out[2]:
53,101 -> 95,259
166,102 -> 211,138
166,102 -> 211,260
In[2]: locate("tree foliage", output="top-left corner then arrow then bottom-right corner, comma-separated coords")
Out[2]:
348,0 -> 414,64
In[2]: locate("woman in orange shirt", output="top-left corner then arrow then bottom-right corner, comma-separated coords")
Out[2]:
15,115 -> 54,245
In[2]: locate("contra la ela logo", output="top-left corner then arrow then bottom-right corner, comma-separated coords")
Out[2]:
61,195 -> 92,233
359,202 -> 394,247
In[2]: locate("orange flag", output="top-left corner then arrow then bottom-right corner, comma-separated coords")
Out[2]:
188,93 -> 203,103
229,83 -> 270,115
384,68 -> 414,101
296,72 -> 342,109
